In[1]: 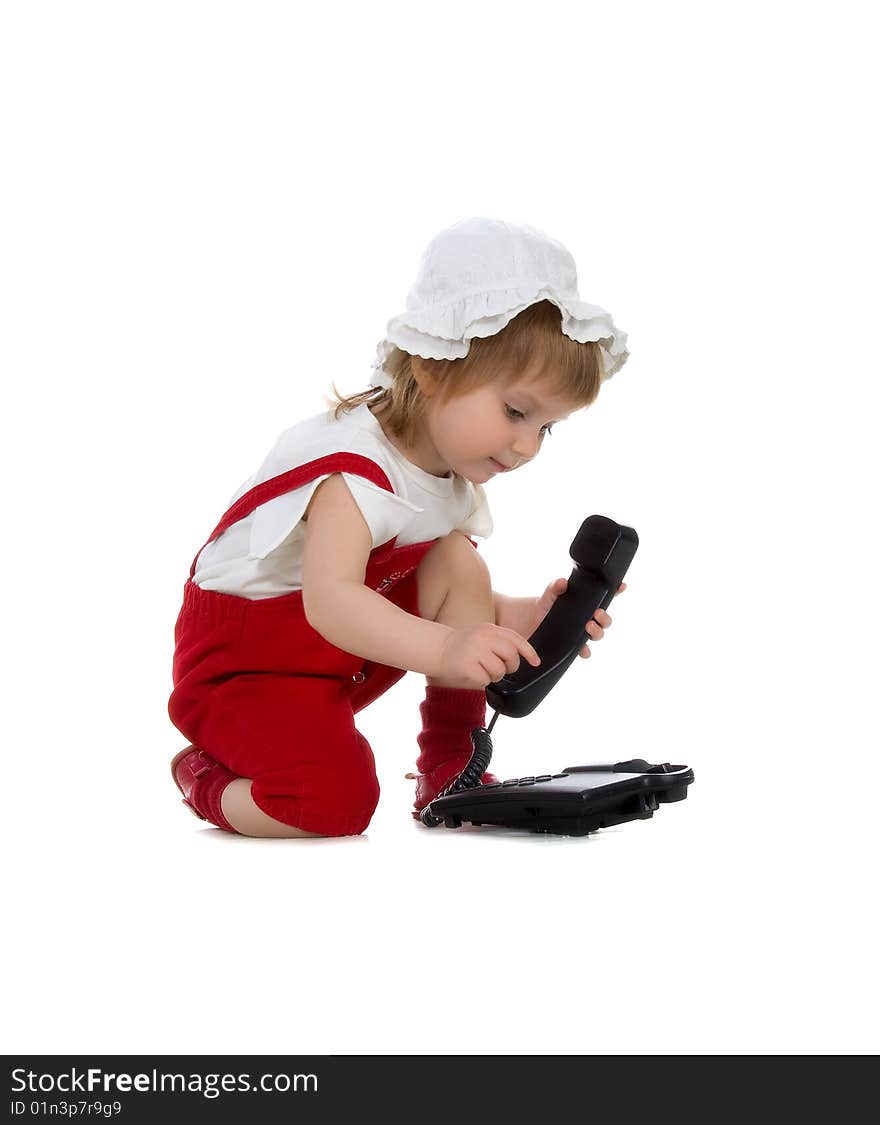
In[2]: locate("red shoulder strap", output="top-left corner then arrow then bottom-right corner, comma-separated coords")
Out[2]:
189,453 -> 395,577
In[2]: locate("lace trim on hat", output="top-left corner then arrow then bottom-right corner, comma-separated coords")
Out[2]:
373,283 -> 628,380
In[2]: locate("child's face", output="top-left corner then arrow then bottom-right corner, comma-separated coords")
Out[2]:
414,358 -> 581,483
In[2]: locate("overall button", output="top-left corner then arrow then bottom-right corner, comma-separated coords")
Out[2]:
351,671 -> 367,683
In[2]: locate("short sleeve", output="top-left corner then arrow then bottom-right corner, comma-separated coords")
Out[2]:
455,482 -> 493,540
247,471 -> 424,560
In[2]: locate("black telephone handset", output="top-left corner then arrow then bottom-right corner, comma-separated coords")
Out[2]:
486,515 -> 639,719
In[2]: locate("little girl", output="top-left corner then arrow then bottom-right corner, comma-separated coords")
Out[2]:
168,216 -> 630,838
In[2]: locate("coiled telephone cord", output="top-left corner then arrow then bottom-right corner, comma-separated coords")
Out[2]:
419,710 -> 500,828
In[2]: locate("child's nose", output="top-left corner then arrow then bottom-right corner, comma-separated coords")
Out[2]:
511,433 -> 542,462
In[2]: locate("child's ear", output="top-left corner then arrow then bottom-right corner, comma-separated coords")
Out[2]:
410,355 -> 439,398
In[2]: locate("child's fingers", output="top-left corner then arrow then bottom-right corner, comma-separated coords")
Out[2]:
512,632 -> 541,667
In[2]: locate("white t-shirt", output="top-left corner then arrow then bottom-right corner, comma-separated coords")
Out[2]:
192,402 -> 494,599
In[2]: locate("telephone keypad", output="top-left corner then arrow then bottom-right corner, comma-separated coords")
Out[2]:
481,772 -> 569,790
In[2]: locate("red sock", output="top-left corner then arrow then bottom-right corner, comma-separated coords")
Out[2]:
171,747 -> 239,834
411,686 -> 498,817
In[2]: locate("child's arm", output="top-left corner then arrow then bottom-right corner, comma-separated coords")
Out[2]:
493,591 -> 532,629
302,474 -> 455,675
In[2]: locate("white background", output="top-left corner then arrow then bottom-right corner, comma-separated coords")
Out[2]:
3,0 -> 877,1056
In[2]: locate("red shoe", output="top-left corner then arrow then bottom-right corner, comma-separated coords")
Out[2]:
170,746 -> 238,833
410,686 -> 497,820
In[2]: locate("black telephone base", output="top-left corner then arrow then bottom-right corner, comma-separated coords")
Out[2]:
425,760 -> 694,837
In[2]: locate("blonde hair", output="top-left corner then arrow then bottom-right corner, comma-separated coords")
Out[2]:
324,299 -> 605,457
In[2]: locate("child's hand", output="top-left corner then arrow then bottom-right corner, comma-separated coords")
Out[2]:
435,622 -> 542,690
510,579 -> 626,660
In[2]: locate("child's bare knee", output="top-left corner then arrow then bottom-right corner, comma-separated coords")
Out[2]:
448,531 -> 490,586
417,532 -> 490,620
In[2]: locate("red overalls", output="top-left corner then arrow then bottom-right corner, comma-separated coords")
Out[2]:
168,452 -> 477,836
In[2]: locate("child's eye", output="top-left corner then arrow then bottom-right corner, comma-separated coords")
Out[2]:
504,404 -> 553,436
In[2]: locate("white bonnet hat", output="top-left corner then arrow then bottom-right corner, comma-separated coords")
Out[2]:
369,216 -> 629,390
